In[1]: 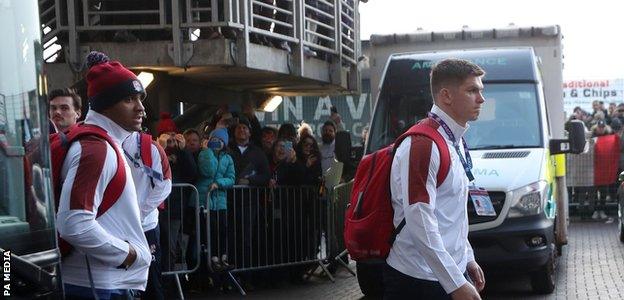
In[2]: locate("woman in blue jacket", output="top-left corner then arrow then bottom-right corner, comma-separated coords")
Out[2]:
197,128 -> 235,270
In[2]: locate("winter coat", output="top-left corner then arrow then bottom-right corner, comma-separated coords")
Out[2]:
229,143 -> 270,186
196,148 -> 235,210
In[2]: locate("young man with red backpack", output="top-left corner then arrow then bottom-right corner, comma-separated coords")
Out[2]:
54,51 -> 152,299
384,59 -> 486,300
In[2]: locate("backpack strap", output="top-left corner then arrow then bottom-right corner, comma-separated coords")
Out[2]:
388,118 -> 453,245
97,135 -> 127,217
140,132 -> 153,167
393,118 -> 451,187
139,132 -> 156,188
63,124 -> 126,218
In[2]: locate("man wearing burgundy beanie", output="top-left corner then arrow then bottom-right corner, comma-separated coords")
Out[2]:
55,51 -> 152,299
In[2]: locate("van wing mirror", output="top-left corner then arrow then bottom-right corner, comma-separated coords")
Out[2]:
549,120 -> 587,155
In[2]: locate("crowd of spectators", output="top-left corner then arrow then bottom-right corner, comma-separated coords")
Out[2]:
568,100 -> 624,219
151,102 -> 351,292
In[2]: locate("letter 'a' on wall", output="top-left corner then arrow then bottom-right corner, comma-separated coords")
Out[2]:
255,80 -> 373,145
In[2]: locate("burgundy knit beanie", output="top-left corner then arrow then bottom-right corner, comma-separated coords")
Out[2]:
157,112 -> 178,135
85,51 -> 146,111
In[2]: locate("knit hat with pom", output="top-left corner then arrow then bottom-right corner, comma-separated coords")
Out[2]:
209,128 -> 229,146
157,112 -> 178,134
85,51 -> 146,111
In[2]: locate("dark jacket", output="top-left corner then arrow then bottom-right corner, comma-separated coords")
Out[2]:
168,148 -> 198,184
249,115 -> 263,148
230,142 -> 270,186
298,159 -> 322,186
270,160 -> 306,186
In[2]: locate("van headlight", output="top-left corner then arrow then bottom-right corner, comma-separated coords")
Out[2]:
508,181 -> 548,218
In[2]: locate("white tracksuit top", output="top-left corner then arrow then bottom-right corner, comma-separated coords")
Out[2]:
122,132 -> 172,232
386,105 -> 476,294
56,110 -> 151,290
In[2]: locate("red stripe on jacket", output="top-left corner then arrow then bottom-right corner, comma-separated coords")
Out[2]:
152,140 -> 172,180
152,140 -> 171,210
70,138 -> 108,211
408,135 -> 433,205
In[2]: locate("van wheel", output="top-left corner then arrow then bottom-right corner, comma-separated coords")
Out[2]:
356,262 -> 384,297
530,245 -> 556,294
619,222 -> 624,243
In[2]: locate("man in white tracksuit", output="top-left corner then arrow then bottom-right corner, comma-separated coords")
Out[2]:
56,51 -> 152,299
385,59 -> 487,300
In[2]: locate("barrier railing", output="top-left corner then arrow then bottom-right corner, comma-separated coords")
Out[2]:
202,185 -> 332,295
302,0 -> 336,54
39,0 -> 63,62
39,0 -> 359,68
183,0 -> 243,28
160,183 -> 201,300
250,0 -> 297,43
339,0 -> 357,64
327,180 -> 354,275
566,135 -> 621,217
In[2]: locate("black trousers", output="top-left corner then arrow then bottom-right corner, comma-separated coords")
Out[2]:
383,264 -> 452,300
210,210 -> 227,258
143,226 -> 164,300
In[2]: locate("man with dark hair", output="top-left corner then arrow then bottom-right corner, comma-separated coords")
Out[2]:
241,99 -> 263,147
48,88 -> 82,133
319,120 -> 337,173
183,128 -> 202,163
261,126 -> 278,159
229,116 -> 270,289
384,58 -> 485,300
277,123 -> 298,143
56,51 -> 151,299
230,117 -> 270,186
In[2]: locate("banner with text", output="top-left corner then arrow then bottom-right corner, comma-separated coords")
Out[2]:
255,91 -> 371,145
563,79 -> 624,116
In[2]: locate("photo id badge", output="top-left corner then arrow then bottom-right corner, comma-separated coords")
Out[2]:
469,187 -> 496,216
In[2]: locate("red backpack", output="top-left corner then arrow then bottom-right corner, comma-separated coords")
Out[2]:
50,124 -> 127,256
344,118 -> 451,261
130,132 -> 166,210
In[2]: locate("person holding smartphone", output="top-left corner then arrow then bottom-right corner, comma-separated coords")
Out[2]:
296,135 -> 322,186
268,139 -> 304,188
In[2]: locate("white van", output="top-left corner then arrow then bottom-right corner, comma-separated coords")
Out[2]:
355,47 -> 585,295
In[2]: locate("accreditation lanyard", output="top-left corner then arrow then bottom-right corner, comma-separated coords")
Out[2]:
123,134 -> 163,181
428,112 -> 475,182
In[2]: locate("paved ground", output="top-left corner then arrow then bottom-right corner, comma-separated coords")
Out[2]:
185,219 -> 624,300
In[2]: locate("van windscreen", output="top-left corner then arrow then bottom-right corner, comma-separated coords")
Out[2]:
466,83 -> 542,150
367,59 -> 434,153
368,59 -> 542,153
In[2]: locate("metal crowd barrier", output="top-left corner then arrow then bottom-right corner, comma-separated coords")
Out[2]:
203,185 -> 332,295
160,183 -> 201,300
566,135 -> 621,216
327,180 -> 354,275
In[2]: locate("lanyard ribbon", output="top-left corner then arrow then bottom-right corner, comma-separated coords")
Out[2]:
123,134 -> 164,181
428,112 -> 475,182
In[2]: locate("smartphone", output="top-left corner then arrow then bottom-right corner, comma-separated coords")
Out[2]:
284,141 -> 293,152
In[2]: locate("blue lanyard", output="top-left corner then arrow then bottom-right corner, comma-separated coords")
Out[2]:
428,112 -> 475,182
123,134 -> 163,181
123,133 -> 143,168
